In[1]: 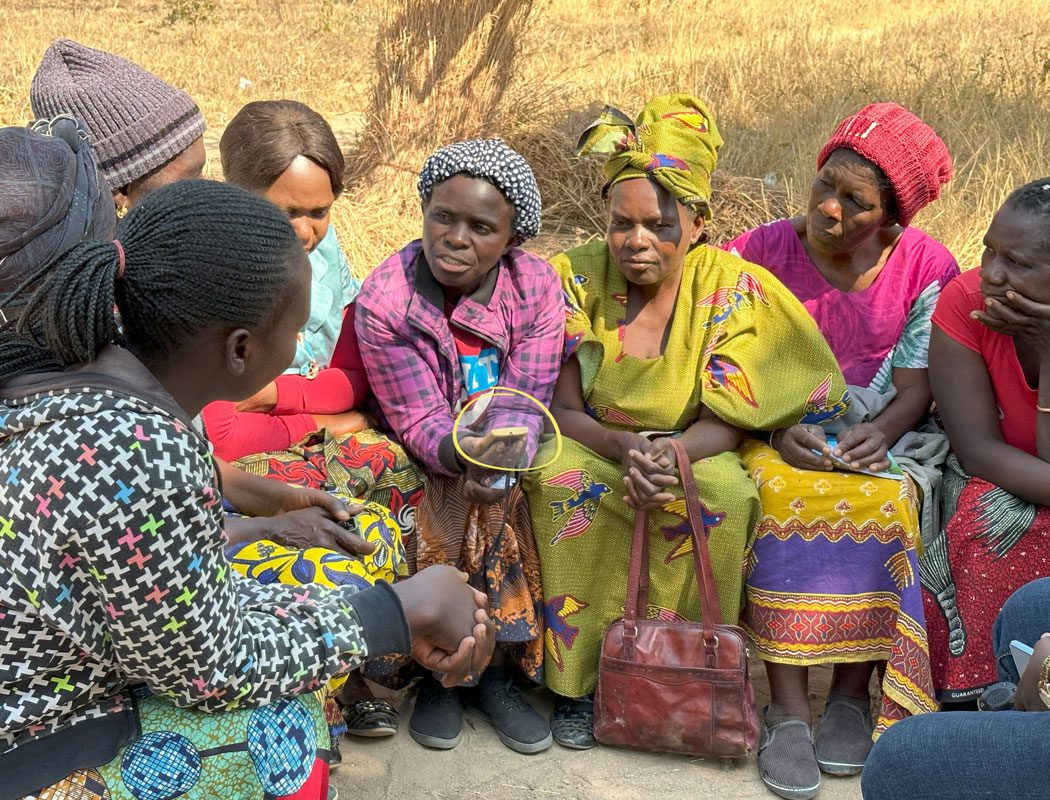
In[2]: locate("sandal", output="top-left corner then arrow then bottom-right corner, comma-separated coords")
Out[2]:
342,698 -> 399,738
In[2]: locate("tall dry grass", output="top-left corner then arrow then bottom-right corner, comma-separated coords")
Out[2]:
0,0 -> 1048,271
339,0 -> 557,268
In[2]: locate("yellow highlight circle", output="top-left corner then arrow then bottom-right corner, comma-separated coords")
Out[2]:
452,387 -> 563,472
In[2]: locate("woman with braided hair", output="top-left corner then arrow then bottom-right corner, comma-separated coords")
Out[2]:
0,176 -> 494,800
29,37 -> 424,759
27,39 -> 371,614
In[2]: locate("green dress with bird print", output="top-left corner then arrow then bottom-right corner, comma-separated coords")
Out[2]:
524,240 -> 848,698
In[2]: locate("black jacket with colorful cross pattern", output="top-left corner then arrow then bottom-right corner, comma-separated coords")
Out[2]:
0,346 -> 409,757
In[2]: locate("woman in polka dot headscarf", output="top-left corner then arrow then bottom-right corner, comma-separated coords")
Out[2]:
355,139 -> 563,755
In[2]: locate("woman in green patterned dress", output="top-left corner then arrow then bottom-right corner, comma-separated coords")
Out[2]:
524,94 -> 849,750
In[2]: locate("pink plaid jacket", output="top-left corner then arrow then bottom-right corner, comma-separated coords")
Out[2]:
355,240 -> 563,476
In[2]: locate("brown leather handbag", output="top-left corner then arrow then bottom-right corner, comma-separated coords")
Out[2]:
593,438 -> 760,758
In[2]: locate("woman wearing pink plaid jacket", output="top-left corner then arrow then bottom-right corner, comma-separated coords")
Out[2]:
356,139 -> 563,756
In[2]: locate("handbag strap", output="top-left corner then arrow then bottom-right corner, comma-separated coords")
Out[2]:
670,439 -> 724,626
623,498 -> 650,629
622,439 -> 723,636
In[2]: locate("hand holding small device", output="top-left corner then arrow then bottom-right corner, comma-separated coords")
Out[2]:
460,426 -> 527,505
809,435 -> 905,481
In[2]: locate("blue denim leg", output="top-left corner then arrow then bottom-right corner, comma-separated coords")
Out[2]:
862,711 -> 1050,799
992,577 -> 1050,683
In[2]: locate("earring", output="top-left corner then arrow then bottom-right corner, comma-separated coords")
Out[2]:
116,204 -> 128,219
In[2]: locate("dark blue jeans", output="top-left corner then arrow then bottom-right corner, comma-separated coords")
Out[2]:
862,578 -> 1050,799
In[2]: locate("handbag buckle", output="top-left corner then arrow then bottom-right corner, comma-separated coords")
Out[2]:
624,621 -> 638,639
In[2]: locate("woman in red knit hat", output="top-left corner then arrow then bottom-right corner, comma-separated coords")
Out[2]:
725,102 -> 957,799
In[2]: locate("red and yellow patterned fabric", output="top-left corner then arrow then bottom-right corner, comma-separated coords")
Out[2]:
233,427 -> 425,548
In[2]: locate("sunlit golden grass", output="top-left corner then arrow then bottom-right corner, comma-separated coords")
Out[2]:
1,0 -> 1048,273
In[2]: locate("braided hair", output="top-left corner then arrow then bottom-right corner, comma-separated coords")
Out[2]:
0,318 -> 62,380
1,180 -> 303,383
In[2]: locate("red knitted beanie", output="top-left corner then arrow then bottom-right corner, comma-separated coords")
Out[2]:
817,102 -> 952,227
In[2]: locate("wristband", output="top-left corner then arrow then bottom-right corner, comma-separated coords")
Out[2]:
1038,655 -> 1050,709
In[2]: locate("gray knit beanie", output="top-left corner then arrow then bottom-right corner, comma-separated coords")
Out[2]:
30,39 -> 205,191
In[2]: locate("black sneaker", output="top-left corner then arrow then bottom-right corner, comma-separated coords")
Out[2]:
551,695 -> 595,750
465,667 -> 553,754
327,735 -> 343,770
409,675 -> 463,749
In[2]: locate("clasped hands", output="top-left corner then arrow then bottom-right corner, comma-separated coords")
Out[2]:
617,433 -> 679,511
393,565 -> 496,686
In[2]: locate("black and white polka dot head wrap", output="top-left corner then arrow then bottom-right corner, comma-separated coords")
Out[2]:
418,138 -> 542,244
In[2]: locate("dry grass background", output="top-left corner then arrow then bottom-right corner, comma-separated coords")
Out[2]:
1,0 -> 1048,275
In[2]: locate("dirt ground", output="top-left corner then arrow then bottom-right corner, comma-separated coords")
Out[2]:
332,662 -> 864,800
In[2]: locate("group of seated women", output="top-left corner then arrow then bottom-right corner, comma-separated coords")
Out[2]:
2,37 -> 1050,800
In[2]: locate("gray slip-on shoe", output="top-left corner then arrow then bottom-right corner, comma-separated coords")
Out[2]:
759,708 -> 821,800
814,695 -> 874,776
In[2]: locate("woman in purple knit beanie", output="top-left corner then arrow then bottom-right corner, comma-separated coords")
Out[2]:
29,38 -> 207,215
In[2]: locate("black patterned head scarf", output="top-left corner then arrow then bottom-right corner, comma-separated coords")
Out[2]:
0,117 -> 115,301
0,117 -> 115,377
417,138 -> 542,245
